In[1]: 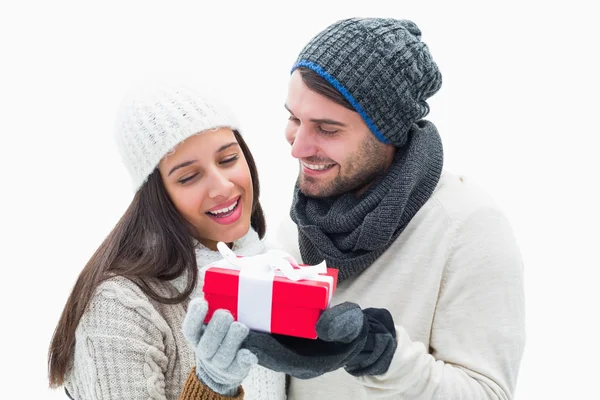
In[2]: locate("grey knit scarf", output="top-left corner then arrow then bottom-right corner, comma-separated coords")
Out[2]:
290,120 -> 443,282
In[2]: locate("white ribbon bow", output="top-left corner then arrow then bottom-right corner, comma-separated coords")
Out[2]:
216,241 -> 327,281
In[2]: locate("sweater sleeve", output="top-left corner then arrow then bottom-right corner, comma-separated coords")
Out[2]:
357,207 -> 526,399
180,368 -> 244,399
66,278 -> 249,400
65,278 -> 174,399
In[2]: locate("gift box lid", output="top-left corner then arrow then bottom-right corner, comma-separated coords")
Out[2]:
203,265 -> 338,310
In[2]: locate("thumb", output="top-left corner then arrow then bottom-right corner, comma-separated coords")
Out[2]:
182,297 -> 209,347
235,348 -> 259,369
316,302 -> 365,343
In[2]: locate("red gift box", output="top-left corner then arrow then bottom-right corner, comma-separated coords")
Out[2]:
202,246 -> 338,339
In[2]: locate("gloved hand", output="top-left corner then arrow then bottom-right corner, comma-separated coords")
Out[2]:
243,302 -> 397,379
182,297 -> 257,395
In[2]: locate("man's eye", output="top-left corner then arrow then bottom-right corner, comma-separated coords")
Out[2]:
318,126 -> 338,135
288,115 -> 300,123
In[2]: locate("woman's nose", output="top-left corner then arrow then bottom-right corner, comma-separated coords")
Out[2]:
207,170 -> 234,199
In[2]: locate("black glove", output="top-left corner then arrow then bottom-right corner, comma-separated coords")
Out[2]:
243,302 -> 397,379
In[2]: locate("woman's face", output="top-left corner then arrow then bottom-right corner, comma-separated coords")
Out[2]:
158,128 -> 254,250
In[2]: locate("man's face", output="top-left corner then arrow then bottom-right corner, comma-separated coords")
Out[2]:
284,70 -> 396,198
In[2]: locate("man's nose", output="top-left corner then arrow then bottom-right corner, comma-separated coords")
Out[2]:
290,125 -> 316,159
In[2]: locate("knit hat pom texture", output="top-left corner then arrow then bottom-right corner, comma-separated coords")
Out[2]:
293,18 -> 442,147
114,83 -> 240,191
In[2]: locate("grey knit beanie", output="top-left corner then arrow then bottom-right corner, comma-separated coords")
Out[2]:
291,18 -> 442,147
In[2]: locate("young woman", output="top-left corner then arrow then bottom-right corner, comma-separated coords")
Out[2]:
47,83 -> 287,399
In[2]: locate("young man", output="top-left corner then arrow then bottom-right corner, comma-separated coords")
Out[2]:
247,17 -> 526,399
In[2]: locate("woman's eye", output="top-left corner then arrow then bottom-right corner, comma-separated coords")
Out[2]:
221,155 -> 239,165
288,115 -> 300,123
178,173 -> 198,184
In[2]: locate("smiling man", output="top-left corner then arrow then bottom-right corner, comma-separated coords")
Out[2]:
284,79 -> 395,198
250,17 -> 526,400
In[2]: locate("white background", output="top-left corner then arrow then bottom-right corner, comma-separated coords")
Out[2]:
1,1 -> 598,398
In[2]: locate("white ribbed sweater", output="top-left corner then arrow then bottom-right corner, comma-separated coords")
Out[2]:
275,172 -> 526,400
64,230 -> 286,400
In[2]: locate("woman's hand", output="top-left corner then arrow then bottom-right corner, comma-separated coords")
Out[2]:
182,298 -> 257,396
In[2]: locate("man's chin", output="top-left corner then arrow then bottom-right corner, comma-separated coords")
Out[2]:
298,178 -> 337,198
298,179 -> 325,198
298,186 -> 321,198
299,175 -> 371,199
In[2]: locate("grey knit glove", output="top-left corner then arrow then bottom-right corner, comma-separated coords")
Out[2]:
182,297 -> 257,396
243,302 -> 397,379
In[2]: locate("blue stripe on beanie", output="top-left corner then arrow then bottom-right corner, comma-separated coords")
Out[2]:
291,60 -> 390,144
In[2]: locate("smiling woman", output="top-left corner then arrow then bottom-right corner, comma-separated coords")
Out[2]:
46,82 -> 286,399
159,129 -> 255,251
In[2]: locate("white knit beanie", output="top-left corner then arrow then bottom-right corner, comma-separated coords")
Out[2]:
113,82 -> 241,191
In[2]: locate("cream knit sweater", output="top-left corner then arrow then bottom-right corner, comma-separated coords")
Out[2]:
274,172 -> 526,400
64,230 -> 286,400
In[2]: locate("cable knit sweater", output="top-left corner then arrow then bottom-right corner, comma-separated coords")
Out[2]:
275,172 -> 526,399
64,229 -> 287,400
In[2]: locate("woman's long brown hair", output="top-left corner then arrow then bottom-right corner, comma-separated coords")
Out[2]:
48,130 -> 265,387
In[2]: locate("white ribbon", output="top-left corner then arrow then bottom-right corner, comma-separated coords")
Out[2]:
216,242 -> 327,281
212,242 -> 332,333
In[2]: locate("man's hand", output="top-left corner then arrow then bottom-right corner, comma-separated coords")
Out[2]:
243,301 -> 397,379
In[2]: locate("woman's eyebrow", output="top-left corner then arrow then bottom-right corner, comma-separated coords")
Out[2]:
216,142 -> 239,153
168,160 -> 196,176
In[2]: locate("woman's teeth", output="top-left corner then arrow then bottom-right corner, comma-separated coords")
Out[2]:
208,200 -> 238,215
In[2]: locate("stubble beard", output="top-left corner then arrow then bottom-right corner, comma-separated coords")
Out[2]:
298,135 -> 390,198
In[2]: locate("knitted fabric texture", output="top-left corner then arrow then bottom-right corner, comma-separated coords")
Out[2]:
180,368 -> 245,399
291,17 -> 442,147
189,228 -> 287,400
64,229 -> 286,400
113,83 -> 240,191
243,301 -> 397,379
281,173 -> 526,399
64,277 -> 193,399
291,120 -> 443,281
183,298 -> 257,396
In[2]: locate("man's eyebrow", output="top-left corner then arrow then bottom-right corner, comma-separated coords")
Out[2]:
310,118 -> 346,127
284,104 -> 346,127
